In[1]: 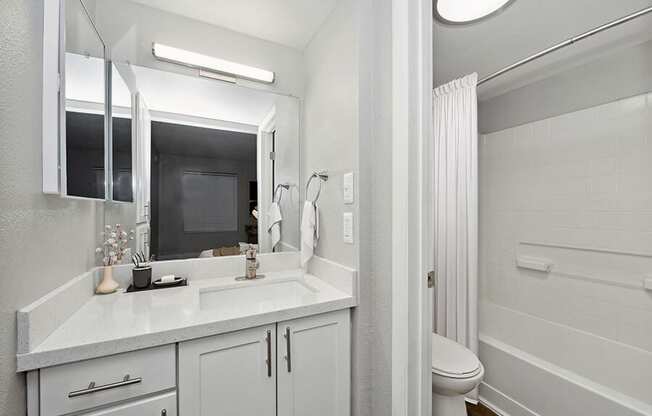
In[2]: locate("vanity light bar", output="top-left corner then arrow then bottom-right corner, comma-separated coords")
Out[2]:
152,43 -> 275,84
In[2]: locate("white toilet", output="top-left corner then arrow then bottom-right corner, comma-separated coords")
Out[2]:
431,333 -> 484,416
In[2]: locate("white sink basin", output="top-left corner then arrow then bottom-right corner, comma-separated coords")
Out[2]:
199,278 -> 318,312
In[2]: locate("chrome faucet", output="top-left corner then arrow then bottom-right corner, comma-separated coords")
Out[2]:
245,245 -> 257,279
235,244 -> 264,281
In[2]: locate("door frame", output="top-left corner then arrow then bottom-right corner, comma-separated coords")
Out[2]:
391,0 -> 433,415
257,107 -> 277,253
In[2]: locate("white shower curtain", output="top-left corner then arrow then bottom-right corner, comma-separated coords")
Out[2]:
433,73 -> 479,400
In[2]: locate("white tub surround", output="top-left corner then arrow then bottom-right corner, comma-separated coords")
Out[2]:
16,253 -> 356,372
479,93 -> 652,414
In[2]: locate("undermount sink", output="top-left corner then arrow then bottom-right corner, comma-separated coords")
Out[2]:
199,278 -> 318,311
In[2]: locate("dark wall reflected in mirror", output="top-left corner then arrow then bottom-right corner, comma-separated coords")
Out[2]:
112,117 -> 133,202
150,121 -> 257,260
66,111 -> 105,199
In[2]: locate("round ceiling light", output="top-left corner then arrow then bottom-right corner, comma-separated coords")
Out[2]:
434,0 -> 516,24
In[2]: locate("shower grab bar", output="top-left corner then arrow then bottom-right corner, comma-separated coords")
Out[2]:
517,241 -> 651,291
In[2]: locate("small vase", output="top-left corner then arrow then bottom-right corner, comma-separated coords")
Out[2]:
96,265 -> 119,294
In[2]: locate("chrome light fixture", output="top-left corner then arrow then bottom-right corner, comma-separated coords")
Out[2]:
434,0 -> 516,24
152,43 -> 275,84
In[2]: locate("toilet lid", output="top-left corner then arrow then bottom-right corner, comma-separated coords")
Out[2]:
431,334 -> 480,377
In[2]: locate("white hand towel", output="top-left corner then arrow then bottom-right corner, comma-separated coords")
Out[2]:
267,202 -> 282,250
301,200 -> 319,267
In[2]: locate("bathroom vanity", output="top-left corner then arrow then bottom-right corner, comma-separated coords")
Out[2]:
27,1 -> 358,414
17,254 -> 356,416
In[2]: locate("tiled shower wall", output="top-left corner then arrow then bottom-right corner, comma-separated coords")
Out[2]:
479,92 -> 652,406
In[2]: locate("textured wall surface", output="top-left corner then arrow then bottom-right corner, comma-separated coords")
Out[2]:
0,1 -> 99,414
355,0 -> 393,414
302,0 -> 358,268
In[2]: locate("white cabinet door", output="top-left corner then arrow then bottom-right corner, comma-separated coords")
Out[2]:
178,325 -> 276,416
277,309 -> 351,416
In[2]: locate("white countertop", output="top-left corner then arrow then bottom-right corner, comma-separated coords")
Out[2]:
17,269 -> 355,371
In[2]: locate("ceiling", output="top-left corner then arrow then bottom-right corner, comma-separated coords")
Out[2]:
434,0 -> 652,100
128,0 -> 338,50
152,121 -> 256,161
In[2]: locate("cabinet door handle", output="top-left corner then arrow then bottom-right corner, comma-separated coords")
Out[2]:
284,327 -> 292,373
265,330 -> 272,378
68,375 -> 142,398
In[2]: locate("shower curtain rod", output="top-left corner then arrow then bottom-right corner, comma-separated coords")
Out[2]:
477,5 -> 652,86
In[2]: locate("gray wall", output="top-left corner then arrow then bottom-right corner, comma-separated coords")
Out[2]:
0,2 -> 99,415
302,0 -> 358,268
92,0 -> 305,98
479,39 -> 652,134
358,0 -> 394,414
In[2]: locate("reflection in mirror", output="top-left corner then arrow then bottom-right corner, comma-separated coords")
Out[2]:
111,65 -> 134,202
64,0 -> 106,199
107,65 -> 300,261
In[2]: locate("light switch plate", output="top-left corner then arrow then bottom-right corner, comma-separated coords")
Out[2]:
343,212 -> 354,244
343,172 -> 354,204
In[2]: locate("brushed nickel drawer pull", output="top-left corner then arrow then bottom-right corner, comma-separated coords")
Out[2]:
265,330 -> 272,378
284,327 -> 292,373
68,375 -> 142,398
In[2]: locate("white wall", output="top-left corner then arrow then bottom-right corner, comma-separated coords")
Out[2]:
479,39 -> 652,134
302,0 -> 358,268
92,0 -> 304,97
273,96 -> 302,251
0,2 -> 100,415
301,2 -> 398,416
479,92 -> 652,414
358,0 -> 394,414
130,65 -> 277,126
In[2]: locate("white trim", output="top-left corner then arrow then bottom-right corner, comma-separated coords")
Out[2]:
414,0 -> 433,415
26,370 -> 39,416
392,1 -> 433,415
257,106 -> 277,253
149,110 -> 258,134
480,383 -> 536,416
391,0 -> 410,414
42,0 -> 60,194
65,99 -> 106,115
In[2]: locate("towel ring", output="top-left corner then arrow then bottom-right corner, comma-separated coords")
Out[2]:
305,171 -> 329,203
273,183 -> 290,203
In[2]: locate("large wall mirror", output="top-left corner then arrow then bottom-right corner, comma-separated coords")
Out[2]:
85,0 -> 302,261
103,65 -> 301,261
45,0 -> 303,261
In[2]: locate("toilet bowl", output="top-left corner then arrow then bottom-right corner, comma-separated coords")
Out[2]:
431,333 -> 484,416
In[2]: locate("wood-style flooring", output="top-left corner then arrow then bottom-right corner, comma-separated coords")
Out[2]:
466,402 -> 499,416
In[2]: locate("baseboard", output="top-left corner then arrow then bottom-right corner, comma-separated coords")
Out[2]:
480,382 -> 541,416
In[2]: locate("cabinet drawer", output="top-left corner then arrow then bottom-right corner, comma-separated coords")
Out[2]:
40,345 -> 175,416
80,392 -> 176,416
